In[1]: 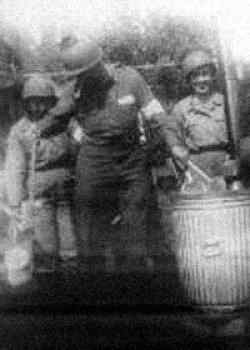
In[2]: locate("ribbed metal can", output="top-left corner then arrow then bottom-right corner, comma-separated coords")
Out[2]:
159,191 -> 250,308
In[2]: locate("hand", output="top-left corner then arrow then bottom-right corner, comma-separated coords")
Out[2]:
223,158 -> 239,178
68,119 -> 84,143
172,145 -> 189,170
10,205 -> 26,231
25,124 -> 40,142
10,205 -> 22,220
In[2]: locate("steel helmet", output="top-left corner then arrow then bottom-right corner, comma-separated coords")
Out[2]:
182,50 -> 216,78
22,75 -> 57,100
60,37 -> 103,77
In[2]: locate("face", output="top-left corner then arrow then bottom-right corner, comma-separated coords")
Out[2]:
190,65 -> 215,96
24,97 -> 53,121
74,62 -> 109,97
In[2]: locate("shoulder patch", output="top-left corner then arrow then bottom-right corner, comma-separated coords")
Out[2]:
118,94 -> 136,105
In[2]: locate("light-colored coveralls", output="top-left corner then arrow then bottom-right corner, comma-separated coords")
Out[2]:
5,112 -> 77,262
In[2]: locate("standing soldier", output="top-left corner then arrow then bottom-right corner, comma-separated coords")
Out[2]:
5,75 -> 77,270
60,38 -> 171,271
168,49 -> 237,190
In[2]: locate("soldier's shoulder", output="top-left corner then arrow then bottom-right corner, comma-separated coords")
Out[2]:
7,117 -> 27,141
173,96 -> 192,112
119,65 -> 142,80
107,63 -> 142,82
211,92 -> 224,106
10,117 -> 27,132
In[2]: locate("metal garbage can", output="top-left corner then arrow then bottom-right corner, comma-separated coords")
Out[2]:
159,191 -> 250,309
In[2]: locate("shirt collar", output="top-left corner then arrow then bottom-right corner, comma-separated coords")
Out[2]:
191,92 -> 223,110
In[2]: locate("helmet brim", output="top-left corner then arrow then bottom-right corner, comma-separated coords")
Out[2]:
22,95 -> 58,107
185,63 -> 217,80
49,57 -> 102,78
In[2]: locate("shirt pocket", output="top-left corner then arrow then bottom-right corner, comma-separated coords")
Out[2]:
116,94 -> 138,129
184,111 -> 201,132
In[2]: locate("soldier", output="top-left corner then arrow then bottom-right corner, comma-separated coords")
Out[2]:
168,49 -> 236,191
5,75 -> 77,270
60,38 -> 171,270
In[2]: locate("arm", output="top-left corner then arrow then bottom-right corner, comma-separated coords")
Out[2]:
5,128 -> 28,207
130,68 -> 177,163
165,103 -> 190,170
37,86 -> 76,138
36,112 -> 73,138
166,103 -> 187,148
35,131 -> 76,169
132,68 -> 189,169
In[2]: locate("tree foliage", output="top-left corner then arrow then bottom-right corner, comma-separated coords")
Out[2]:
100,14 -> 218,66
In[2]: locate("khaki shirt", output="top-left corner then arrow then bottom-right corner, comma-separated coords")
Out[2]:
169,92 -> 228,150
5,115 -> 74,206
168,92 -> 229,177
76,64 -> 168,147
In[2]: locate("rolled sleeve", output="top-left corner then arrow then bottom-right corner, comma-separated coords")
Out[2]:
130,69 -> 181,154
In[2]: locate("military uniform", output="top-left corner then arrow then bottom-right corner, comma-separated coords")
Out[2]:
169,92 -> 229,178
74,64 -> 169,263
5,112 -> 77,261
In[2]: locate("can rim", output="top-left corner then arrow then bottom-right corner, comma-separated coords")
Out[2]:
159,189 -> 250,209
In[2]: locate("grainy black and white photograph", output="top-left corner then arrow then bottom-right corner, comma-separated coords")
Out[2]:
0,0 -> 249,348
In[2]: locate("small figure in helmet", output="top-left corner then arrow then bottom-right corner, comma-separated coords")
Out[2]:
5,74 -> 77,270
169,49 -> 235,191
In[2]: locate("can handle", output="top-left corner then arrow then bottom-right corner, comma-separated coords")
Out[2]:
202,239 -> 224,258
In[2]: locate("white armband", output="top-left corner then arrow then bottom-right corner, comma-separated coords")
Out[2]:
141,99 -> 164,120
73,125 -> 84,143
